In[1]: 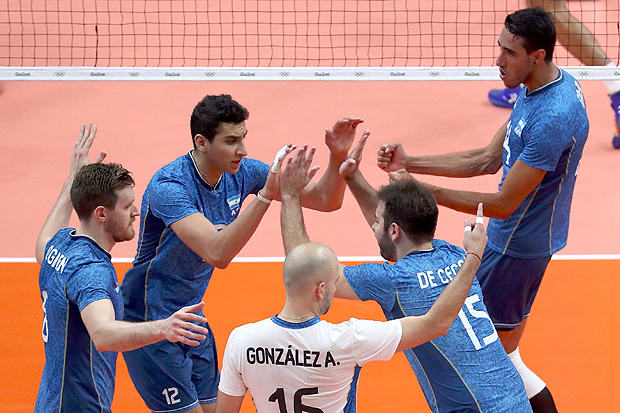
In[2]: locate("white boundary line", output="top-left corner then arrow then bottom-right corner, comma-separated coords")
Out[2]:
3,254 -> 620,263
1,66 -> 619,81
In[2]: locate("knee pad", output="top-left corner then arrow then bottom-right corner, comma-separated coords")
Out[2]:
508,347 -> 546,398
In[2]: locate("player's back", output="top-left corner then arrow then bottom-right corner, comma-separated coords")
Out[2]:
36,228 -> 121,413
219,317 -> 401,412
344,240 -> 531,412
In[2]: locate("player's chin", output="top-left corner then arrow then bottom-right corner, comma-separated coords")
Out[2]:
116,228 -> 136,242
230,161 -> 242,173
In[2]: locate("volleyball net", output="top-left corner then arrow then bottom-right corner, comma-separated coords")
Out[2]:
1,0 -> 619,80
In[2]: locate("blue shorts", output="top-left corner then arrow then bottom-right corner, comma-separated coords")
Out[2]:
123,324 -> 219,412
476,246 -> 552,330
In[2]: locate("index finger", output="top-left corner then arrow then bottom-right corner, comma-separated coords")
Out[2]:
271,144 -> 296,173
475,203 -> 484,225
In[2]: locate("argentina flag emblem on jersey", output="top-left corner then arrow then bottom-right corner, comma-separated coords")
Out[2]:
227,194 -> 241,212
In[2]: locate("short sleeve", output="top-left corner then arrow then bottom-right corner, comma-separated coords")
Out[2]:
351,319 -> 402,366
344,263 -> 397,312
66,262 -> 113,311
519,117 -> 571,171
149,178 -> 201,227
242,159 -> 269,196
218,328 -> 248,397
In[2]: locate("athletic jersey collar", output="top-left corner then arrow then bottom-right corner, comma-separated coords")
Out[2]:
69,229 -> 112,259
403,247 -> 434,259
187,150 -> 223,191
524,69 -> 563,98
271,315 -> 321,329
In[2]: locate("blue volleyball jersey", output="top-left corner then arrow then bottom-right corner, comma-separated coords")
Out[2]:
121,153 -> 269,322
487,70 -> 589,258
35,228 -> 123,413
344,239 -> 531,413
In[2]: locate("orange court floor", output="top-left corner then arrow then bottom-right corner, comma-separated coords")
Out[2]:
1,260 -> 619,412
1,79 -> 620,411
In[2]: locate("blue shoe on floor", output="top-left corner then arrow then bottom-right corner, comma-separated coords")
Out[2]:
610,90 -> 620,149
488,85 -> 523,108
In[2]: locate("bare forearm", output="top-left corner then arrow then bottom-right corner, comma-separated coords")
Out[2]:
398,253 -> 481,352
181,198 -> 271,268
428,253 -> 480,326
301,153 -> 347,211
344,171 -> 378,227
405,148 -> 500,178
91,319 -> 166,352
281,194 -> 310,254
426,185 -> 516,219
35,180 -> 74,263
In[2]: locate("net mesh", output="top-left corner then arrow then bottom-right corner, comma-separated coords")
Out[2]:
1,0 -> 619,68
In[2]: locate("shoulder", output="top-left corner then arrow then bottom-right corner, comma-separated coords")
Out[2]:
228,318 -> 273,341
150,154 -> 193,185
431,239 -> 465,255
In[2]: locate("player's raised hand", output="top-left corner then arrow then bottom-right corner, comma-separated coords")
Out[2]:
280,145 -> 320,198
69,123 -> 106,180
377,142 -> 408,172
261,143 -> 297,200
387,168 -> 415,184
339,129 -> 370,180
325,116 -> 364,157
162,301 -> 210,346
463,203 -> 487,260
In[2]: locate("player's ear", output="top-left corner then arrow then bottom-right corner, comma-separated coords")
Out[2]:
390,223 -> 400,242
93,206 -> 107,223
316,282 -> 326,300
533,48 -> 546,65
194,134 -> 208,151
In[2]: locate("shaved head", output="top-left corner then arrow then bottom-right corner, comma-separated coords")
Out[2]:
283,243 -> 339,294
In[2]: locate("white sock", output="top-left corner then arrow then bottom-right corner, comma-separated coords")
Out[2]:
507,347 -> 546,399
603,62 -> 620,95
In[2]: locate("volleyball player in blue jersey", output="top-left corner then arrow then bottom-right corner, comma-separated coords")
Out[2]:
327,135 -> 530,412
120,94 -> 362,413
377,8 -> 588,412
34,125 -> 209,413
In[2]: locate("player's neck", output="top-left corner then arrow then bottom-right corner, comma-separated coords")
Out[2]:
190,149 -> 223,186
525,63 -> 559,93
74,225 -> 115,254
279,302 -> 319,323
398,240 -> 433,260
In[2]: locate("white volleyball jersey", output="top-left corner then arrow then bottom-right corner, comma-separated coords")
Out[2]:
219,316 -> 402,412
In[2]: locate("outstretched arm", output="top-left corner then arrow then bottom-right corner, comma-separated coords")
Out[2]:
419,158 -> 546,218
377,120 -> 508,177
339,130 -> 378,227
81,300 -> 209,352
170,145 -> 296,269
35,123 -> 106,264
296,117 -> 364,211
396,204 -> 487,352
280,146 -> 320,254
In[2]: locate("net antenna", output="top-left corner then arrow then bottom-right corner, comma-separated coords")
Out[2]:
1,0 -> 619,80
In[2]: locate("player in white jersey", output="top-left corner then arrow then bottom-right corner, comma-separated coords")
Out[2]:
34,124 -> 208,413
215,145 -> 489,412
